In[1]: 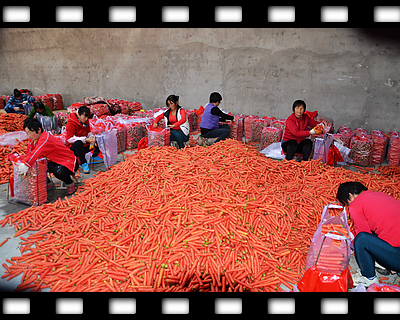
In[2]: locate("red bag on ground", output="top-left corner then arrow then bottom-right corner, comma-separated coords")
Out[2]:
327,144 -> 344,166
367,283 -> 400,292
297,265 -> 353,292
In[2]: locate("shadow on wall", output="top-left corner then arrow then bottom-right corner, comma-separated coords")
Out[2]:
357,28 -> 400,44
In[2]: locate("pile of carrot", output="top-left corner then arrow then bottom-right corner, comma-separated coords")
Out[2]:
0,139 -> 28,184
0,113 -> 26,134
316,245 -> 348,274
321,223 -> 349,241
0,112 -> 28,183
1,139 -> 400,292
314,223 -> 350,274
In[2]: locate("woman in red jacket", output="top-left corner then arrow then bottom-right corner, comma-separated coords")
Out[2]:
65,106 -> 102,174
337,182 -> 400,287
282,100 -> 322,161
17,118 -> 79,194
153,95 -> 190,149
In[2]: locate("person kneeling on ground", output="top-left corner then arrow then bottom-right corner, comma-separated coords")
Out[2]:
154,94 -> 189,149
17,118 -> 79,195
336,181 -> 400,287
281,99 -> 323,161
200,92 -> 234,144
65,106 -> 102,174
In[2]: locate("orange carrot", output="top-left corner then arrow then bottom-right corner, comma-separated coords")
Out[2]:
1,139 -> 399,292
0,237 -> 10,247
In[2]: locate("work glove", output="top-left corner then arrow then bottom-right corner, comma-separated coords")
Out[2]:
87,132 -> 95,139
67,135 -> 87,144
311,123 -> 325,135
16,163 -> 29,176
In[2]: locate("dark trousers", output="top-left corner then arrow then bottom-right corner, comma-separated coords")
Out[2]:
48,161 -> 78,185
4,105 -> 25,114
170,130 -> 189,149
354,232 -> 400,278
70,140 -> 99,165
201,124 -> 230,143
281,139 -> 313,161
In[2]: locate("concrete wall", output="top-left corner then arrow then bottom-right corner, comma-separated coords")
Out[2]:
1,28 -> 400,132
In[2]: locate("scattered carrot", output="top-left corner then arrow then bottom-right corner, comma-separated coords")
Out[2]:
0,237 -> 10,247
1,139 -> 400,292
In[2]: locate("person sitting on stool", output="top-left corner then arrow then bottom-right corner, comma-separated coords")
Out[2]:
281,99 -> 323,161
65,106 -> 102,174
200,92 -> 234,144
153,94 -> 190,149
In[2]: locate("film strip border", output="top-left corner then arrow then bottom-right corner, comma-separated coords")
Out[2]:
1,294 -> 400,315
1,5 -> 400,25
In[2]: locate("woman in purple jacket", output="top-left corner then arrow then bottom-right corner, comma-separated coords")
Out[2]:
199,92 -> 234,144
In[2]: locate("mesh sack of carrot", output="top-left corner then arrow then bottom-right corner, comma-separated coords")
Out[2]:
349,134 -> 373,166
250,119 -> 271,143
226,115 -> 244,142
387,132 -> 400,166
305,203 -> 351,275
146,125 -> 170,147
10,155 -> 47,206
1,139 -> 400,292
370,130 -> 389,165
260,127 -> 283,150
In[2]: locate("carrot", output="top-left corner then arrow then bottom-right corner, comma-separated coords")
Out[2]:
1,139 -> 399,291
0,237 -> 11,247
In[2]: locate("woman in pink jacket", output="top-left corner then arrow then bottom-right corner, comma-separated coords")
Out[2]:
336,181 -> 400,287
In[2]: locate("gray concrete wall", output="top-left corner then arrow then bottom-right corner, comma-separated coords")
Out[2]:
1,28 -> 399,132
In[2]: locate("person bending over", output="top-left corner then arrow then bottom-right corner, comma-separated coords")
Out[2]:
336,181 -> 400,287
27,101 -> 57,133
17,118 -> 79,195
